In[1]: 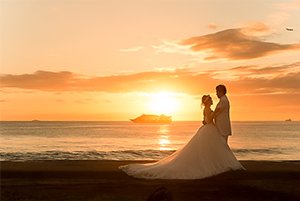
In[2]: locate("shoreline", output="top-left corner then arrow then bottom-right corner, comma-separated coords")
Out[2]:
1,160 -> 300,201
1,159 -> 300,170
2,160 -> 300,173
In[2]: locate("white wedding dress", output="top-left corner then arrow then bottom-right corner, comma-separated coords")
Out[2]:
120,120 -> 244,180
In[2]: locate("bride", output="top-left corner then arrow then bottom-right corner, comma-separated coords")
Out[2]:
119,95 -> 244,179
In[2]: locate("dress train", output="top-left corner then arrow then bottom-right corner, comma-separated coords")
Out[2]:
119,124 -> 244,179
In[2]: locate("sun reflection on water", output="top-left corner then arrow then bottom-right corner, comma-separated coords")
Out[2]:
157,125 -> 172,150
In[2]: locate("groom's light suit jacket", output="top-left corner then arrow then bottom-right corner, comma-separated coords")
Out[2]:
215,95 -> 232,136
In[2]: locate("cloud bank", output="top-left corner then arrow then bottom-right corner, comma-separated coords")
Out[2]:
119,46 -> 144,52
178,29 -> 300,61
154,28 -> 300,61
1,62 -> 300,96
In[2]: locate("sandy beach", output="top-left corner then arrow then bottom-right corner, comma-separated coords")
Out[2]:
1,160 -> 300,201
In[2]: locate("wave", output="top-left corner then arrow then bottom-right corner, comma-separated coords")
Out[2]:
232,148 -> 286,154
0,147 -> 291,161
0,150 -> 176,161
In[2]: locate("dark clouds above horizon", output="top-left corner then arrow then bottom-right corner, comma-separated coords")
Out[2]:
1,62 -> 299,96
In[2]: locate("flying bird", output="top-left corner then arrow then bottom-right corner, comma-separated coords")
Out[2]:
286,28 -> 293,31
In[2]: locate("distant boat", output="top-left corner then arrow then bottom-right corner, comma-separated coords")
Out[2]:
130,114 -> 172,123
285,118 -> 292,121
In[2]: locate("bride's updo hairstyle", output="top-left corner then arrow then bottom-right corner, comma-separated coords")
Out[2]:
201,95 -> 211,106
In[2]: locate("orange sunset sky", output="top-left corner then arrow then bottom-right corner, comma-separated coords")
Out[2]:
1,0 -> 300,121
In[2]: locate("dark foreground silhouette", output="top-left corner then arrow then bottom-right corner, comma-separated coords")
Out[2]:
1,160 -> 300,201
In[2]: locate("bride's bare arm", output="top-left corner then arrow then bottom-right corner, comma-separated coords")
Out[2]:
204,107 -> 213,124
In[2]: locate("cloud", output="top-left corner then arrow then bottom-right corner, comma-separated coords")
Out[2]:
214,62 -> 300,95
205,23 -> 229,30
74,99 -> 93,104
178,29 -> 300,61
1,62 -> 300,96
119,46 -> 144,52
0,71 -> 77,91
213,62 -> 300,80
4,70 -> 194,97
205,23 -> 218,30
238,21 -> 275,37
273,1 -> 300,10
203,63 -> 300,96
152,39 -> 192,55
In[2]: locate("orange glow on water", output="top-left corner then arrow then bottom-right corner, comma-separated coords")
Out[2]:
157,125 -> 172,150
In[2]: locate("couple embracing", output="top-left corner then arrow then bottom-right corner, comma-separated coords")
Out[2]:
120,84 -> 244,180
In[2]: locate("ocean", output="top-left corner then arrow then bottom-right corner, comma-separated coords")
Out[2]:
1,121 -> 299,161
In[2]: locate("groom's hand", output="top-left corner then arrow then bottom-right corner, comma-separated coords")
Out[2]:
212,108 -> 221,119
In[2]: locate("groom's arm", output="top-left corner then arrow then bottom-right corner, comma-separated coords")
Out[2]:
212,100 -> 225,119
211,108 -> 221,119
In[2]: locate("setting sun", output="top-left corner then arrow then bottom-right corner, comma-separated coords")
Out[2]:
146,91 -> 181,114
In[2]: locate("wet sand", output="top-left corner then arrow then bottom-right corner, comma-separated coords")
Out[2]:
1,160 -> 300,201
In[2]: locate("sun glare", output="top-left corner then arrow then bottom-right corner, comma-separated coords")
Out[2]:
146,91 -> 181,114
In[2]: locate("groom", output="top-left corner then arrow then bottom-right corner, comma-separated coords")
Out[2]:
212,84 -> 232,144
